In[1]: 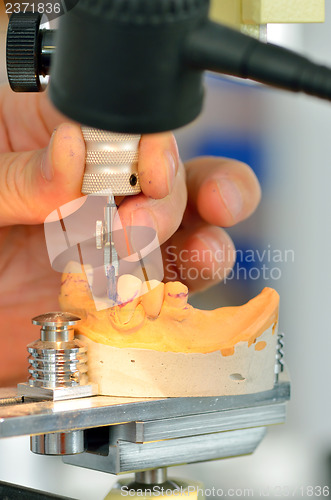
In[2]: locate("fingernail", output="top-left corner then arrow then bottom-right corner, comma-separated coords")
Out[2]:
164,150 -> 177,193
215,178 -> 243,218
41,130 -> 56,182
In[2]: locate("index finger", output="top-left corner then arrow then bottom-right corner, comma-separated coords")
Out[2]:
185,157 -> 261,227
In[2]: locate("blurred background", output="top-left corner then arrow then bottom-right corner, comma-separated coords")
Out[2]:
0,2 -> 330,499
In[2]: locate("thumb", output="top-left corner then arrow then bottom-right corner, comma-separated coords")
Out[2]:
0,123 -> 85,226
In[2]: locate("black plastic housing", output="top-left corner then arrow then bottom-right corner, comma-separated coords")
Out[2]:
49,0 -> 210,133
8,0 -> 330,133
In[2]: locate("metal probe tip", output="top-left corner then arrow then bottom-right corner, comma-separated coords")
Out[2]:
105,195 -> 118,302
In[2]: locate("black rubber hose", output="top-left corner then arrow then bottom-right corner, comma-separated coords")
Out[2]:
184,20 -> 331,101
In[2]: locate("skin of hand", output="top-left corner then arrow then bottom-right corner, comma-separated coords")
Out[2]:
0,86 -> 261,386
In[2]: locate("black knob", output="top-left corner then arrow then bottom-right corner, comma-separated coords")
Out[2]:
7,13 -> 44,92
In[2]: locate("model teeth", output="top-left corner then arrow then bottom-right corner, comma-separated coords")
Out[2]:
116,274 -> 142,324
164,282 -> 189,308
141,280 -> 164,318
62,261 -> 94,287
60,269 -> 192,326
63,261 -> 84,274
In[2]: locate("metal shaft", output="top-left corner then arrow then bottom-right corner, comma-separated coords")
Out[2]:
135,469 -> 168,485
104,195 -> 118,300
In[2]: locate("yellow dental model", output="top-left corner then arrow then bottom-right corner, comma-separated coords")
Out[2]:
60,268 -> 279,397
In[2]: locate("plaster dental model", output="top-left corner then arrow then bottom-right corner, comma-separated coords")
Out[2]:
59,266 -> 279,397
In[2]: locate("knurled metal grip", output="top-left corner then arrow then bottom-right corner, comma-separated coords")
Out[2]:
81,126 -> 141,196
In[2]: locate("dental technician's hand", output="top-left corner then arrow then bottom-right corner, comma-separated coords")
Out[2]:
0,86 -> 260,385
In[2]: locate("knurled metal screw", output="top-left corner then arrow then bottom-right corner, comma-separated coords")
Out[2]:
32,312 -> 81,342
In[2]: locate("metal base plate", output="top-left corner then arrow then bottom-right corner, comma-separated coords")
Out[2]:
0,372 -> 290,439
17,383 -> 98,401
0,372 -> 290,474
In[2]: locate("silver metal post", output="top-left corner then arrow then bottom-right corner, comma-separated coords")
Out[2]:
16,312 -> 97,456
25,312 -> 87,389
135,468 -> 168,485
31,430 -> 84,455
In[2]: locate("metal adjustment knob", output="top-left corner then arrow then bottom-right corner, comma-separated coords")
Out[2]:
81,126 -> 141,196
6,12 -> 55,92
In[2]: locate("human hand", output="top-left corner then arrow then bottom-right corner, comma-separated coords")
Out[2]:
0,86 -> 260,385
